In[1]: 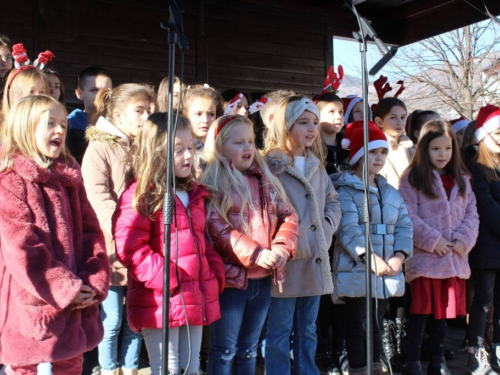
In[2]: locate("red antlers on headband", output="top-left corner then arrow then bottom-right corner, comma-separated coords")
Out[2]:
314,65 -> 344,104
373,75 -> 393,101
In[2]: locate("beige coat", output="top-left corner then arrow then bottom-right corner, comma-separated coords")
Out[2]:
81,117 -> 130,286
379,134 -> 414,188
265,150 -> 341,298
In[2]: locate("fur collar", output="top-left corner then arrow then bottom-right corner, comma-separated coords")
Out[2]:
386,133 -> 413,151
265,149 -> 321,181
11,154 -> 81,185
85,117 -> 130,147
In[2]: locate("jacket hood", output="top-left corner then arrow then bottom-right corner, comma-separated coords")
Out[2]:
85,117 -> 130,147
265,149 -> 321,180
332,170 -> 387,193
10,153 -> 81,185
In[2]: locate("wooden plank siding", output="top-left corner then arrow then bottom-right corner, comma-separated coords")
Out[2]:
0,0 -> 337,106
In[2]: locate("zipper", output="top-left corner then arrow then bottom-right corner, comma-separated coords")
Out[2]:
374,181 -> 387,299
186,203 -> 206,322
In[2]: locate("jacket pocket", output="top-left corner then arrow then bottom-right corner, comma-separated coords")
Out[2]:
18,303 -> 67,341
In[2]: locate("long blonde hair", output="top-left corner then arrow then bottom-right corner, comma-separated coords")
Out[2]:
201,115 -> 289,225
129,113 -> 194,219
472,140 -> 500,183
263,95 -> 326,163
0,95 -> 69,171
2,67 -> 49,122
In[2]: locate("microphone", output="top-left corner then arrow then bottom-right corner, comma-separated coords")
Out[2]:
167,0 -> 189,52
359,17 -> 389,55
369,47 -> 398,76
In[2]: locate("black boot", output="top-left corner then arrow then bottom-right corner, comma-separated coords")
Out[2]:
381,318 -> 405,372
403,360 -> 424,375
466,347 -> 498,375
427,355 -> 452,375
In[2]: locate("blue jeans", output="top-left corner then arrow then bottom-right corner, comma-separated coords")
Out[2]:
207,277 -> 271,375
265,295 -> 321,375
98,286 -> 143,370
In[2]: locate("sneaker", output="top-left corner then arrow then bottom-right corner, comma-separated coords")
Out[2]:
467,347 -> 498,375
327,363 -> 341,375
91,366 -> 101,375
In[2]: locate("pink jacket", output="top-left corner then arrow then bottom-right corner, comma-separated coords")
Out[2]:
113,181 -> 224,332
399,170 -> 479,282
0,154 -> 110,366
206,163 -> 299,290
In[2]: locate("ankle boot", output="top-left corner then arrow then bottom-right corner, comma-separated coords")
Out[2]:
427,356 -> 451,375
467,347 -> 498,375
404,360 -> 424,375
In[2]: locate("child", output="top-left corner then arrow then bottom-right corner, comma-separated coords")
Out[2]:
374,97 -> 413,188
342,95 -> 363,125
0,34 -> 12,96
406,110 -> 441,144
113,113 -> 225,375
399,120 -> 479,375
157,76 -> 185,112
0,94 -> 110,374
81,83 -> 155,375
331,120 -> 413,375
263,95 -> 341,374
314,92 -> 349,174
450,117 -> 470,147
66,66 -> 112,164
181,84 -> 222,147
222,89 -> 250,117
201,114 -> 298,375
1,66 -> 48,122
45,69 -> 65,105
465,105 -> 500,375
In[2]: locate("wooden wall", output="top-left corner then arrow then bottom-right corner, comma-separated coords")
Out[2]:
0,0 -> 336,106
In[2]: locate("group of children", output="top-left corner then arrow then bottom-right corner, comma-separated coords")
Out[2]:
0,32 -> 499,375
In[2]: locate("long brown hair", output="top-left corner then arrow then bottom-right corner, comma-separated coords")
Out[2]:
472,140 -> 500,184
129,113 -> 194,219
405,120 -> 468,198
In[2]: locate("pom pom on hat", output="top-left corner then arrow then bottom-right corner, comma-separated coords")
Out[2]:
475,105 -> 500,142
343,121 -> 389,165
450,117 -> 469,133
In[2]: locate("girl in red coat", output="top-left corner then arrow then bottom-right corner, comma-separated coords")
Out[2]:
200,115 -> 299,375
113,113 -> 225,375
0,95 -> 110,374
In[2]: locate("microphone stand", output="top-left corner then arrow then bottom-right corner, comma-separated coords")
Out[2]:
343,1 -> 395,373
160,1 -> 189,374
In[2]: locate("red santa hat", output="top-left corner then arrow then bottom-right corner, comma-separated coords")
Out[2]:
450,117 -> 470,133
475,105 -> 500,142
342,121 -> 389,165
342,95 -> 362,125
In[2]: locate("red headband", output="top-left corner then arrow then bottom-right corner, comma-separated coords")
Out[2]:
7,65 -> 37,89
214,116 -> 238,139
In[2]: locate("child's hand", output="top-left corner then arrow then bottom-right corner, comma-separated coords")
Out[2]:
386,253 -> 405,276
71,285 -> 96,309
371,254 -> 392,276
434,237 -> 453,257
452,240 -> 466,255
272,247 -> 289,270
256,249 -> 278,269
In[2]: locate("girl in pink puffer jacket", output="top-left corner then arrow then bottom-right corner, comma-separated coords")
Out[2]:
113,113 -> 225,375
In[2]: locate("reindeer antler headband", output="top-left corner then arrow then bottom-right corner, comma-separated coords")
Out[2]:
314,65 -> 344,104
8,43 -> 55,88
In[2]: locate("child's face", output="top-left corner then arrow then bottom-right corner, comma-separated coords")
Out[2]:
355,148 -> 388,176
113,98 -> 151,140
174,128 -> 194,179
30,79 -> 47,95
187,97 -> 217,142
455,128 -> 465,147
0,45 -> 12,79
483,129 -> 500,155
428,134 -> 453,174
173,82 -> 182,109
376,106 -> 407,139
232,96 -> 248,117
36,104 -> 67,160
47,74 -> 61,101
351,101 -> 364,122
76,74 -> 112,112
320,101 -> 344,135
221,122 -> 255,172
288,111 -> 319,156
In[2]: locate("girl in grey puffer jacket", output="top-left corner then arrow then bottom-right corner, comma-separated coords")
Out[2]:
331,121 -> 413,375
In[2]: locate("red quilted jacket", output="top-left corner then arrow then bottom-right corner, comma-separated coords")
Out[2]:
113,181 -> 224,332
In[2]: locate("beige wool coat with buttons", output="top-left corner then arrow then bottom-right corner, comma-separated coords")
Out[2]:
265,150 -> 341,297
